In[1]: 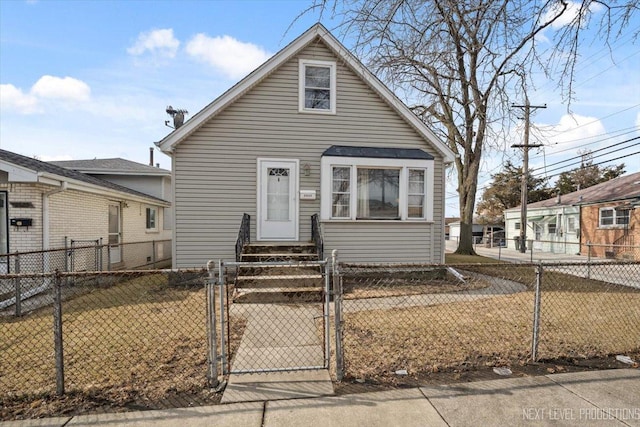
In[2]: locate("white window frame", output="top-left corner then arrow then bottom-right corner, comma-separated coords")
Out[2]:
321,156 -> 434,222
145,206 -> 158,232
299,59 -> 336,114
599,207 -> 629,227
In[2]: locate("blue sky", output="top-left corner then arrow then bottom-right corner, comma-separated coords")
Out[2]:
1,0 -> 638,216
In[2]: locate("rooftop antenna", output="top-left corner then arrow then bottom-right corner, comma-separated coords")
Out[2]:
165,106 -> 188,129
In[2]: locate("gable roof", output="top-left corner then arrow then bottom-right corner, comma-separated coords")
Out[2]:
156,23 -> 455,164
51,158 -> 170,176
0,149 -> 169,205
506,171 -> 640,211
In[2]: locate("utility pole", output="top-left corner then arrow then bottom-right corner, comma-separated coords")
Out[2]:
511,99 -> 546,253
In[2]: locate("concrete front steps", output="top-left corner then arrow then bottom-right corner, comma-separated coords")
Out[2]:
234,243 -> 324,303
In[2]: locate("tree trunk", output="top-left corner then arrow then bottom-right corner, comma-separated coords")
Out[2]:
455,192 -> 478,255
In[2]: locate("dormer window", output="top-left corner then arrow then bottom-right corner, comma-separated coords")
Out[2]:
299,59 -> 336,114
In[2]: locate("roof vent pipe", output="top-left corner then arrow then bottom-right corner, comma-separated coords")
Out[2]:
556,192 -> 561,205
149,147 -> 154,166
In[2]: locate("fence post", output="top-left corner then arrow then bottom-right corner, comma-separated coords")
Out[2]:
64,237 -> 68,272
152,240 -> 156,269
332,249 -> 344,381
219,260 -> 228,376
99,238 -> 104,271
531,263 -> 543,362
530,241 -> 533,263
53,270 -> 65,395
107,244 -> 111,272
14,254 -> 21,317
587,241 -> 591,279
205,261 -> 219,388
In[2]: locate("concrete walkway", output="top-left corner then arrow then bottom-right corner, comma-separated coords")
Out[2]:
221,303 -> 333,403
4,369 -> 639,426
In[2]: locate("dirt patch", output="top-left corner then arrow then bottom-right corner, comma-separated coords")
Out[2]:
333,353 -> 640,396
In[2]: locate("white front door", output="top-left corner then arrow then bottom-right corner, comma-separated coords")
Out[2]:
258,159 -> 298,241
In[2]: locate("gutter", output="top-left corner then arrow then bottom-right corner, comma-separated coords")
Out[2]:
42,181 -> 68,250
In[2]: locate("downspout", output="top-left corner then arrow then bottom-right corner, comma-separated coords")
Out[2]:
42,182 -> 68,250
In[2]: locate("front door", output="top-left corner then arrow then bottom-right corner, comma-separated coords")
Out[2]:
257,159 -> 298,241
108,203 -> 122,264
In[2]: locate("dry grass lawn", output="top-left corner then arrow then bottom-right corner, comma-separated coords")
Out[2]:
0,273 -> 243,420
342,267 -> 640,381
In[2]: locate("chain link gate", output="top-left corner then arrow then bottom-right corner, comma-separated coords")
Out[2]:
208,259 -> 331,377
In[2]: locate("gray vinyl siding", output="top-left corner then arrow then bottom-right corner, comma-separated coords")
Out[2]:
173,37 -> 445,267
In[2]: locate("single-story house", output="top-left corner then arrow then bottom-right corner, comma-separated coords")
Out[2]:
51,150 -> 173,232
156,23 -> 455,267
0,149 -> 172,272
505,172 -> 640,258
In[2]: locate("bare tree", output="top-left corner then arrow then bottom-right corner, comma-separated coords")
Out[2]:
307,0 -> 638,254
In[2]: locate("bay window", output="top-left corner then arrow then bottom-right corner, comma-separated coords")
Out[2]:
322,148 -> 434,222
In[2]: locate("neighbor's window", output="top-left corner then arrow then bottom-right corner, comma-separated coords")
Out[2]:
548,222 -> 556,234
514,222 -> 521,230
146,207 -> 157,230
599,207 -> 629,227
567,217 -> 576,232
321,157 -> 433,222
299,59 -> 336,113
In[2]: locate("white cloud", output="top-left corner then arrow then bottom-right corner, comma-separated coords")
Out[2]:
31,75 -> 91,102
186,34 -> 271,79
0,84 -> 39,113
549,113 -> 606,146
1,75 -> 91,114
127,28 -> 180,59
542,0 -> 603,29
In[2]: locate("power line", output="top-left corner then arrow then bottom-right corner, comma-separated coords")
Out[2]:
536,143 -> 638,176
538,150 -> 640,181
540,136 -> 640,170
530,126 -> 640,160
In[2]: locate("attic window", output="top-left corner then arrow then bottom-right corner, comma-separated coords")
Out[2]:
299,59 -> 336,114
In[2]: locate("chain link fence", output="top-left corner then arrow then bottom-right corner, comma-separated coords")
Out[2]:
333,260 -> 640,382
0,239 -> 172,275
215,260 -> 330,375
2,258 -> 639,420
0,268 -> 230,420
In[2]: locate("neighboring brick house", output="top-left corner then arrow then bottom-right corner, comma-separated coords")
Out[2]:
0,149 -> 171,272
504,172 -> 640,259
578,172 -> 640,260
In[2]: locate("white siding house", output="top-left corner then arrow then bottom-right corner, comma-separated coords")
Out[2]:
157,24 -> 455,267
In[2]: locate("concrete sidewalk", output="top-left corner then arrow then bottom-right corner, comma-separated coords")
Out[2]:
3,369 -> 639,426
